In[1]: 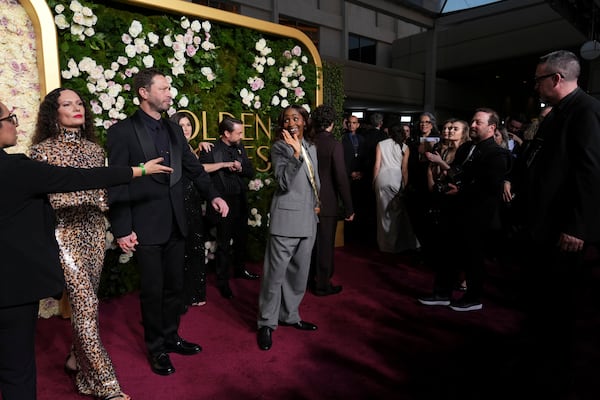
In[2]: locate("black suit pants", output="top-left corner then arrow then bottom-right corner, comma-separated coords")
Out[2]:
0,301 -> 38,400
312,216 -> 338,290
136,235 -> 185,356
212,194 -> 248,286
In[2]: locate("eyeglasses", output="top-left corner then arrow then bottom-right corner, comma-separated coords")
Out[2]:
533,72 -> 563,84
0,113 -> 18,126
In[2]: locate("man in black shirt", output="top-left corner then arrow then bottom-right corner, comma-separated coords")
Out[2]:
199,116 -> 258,299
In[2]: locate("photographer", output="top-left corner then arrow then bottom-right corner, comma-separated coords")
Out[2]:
418,108 -> 510,311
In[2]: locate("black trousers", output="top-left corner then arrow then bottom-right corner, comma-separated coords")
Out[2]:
0,301 -> 38,400
136,234 -> 185,356
210,194 -> 248,286
311,215 -> 338,290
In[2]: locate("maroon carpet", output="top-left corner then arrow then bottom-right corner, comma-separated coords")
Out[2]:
33,243 -> 598,400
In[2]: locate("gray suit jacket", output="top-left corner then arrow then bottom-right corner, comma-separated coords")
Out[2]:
268,138 -> 320,237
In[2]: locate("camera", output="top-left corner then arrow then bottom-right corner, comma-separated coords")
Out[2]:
433,165 -> 464,193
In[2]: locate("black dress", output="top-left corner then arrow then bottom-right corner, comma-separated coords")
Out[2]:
183,177 -> 207,305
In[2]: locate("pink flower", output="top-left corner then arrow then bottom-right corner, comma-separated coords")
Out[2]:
186,44 -> 197,57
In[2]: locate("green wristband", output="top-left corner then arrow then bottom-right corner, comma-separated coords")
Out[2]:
139,163 -> 146,176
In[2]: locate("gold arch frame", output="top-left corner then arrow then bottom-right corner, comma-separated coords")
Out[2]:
22,0 -> 323,104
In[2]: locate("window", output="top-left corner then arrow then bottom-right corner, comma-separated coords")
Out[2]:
279,16 -> 319,50
192,0 -> 239,13
349,34 -> 376,65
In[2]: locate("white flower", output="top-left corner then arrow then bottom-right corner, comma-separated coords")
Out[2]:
271,96 -> 280,106
70,0 -> 83,13
201,67 -> 216,81
81,6 -> 94,17
291,46 -> 302,56
129,20 -> 143,37
61,70 -> 73,79
180,17 -> 190,29
301,55 -> 308,63
118,252 -> 133,264
191,20 -> 201,33
147,32 -> 159,45
163,35 -> 173,47
55,4 -> 65,13
278,88 -> 288,97
281,99 -> 289,108
201,40 -> 215,51
255,38 -> 267,52
54,14 -> 69,29
142,55 -> 154,68
117,56 -> 128,65
202,21 -> 211,32
267,57 -> 275,66
84,27 -> 94,37
253,101 -> 261,109
107,83 -> 122,98
178,95 -> 189,107
86,82 -> 96,94
70,24 -> 84,37
125,44 -> 137,58
104,69 -> 116,80
122,33 -> 132,44
170,86 -> 179,98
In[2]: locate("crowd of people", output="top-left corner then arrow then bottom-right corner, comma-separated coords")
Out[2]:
1,49 -> 599,400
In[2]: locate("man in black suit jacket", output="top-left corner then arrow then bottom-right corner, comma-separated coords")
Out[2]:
107,68 -> 228,376
309,105 -> 354,296
0,99 -> 171,399
515,50 -> 600,398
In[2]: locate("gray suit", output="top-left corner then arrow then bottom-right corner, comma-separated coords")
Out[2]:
257,138 -> 320,329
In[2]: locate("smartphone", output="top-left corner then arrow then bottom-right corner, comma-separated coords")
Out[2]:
419,137 -> 440,144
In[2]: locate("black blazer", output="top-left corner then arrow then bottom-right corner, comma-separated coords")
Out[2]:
522,88 -> 600,243
452,137 -> 510,231
107,110 -> 219,245
315,130 -> 354,218
0,150 -> 132,307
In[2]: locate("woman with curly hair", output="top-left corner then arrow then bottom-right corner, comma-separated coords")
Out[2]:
29,88 -> 130,400
256,105 -> 320,351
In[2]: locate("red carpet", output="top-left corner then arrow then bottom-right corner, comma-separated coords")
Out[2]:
33,243 -> 598,400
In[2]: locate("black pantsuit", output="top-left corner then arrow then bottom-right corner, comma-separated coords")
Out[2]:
1,148 -> 134,400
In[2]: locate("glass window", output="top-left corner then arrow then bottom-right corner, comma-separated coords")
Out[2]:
349,34 -> 376,65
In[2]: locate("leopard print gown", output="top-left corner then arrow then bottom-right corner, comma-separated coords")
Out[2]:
29,130 -> 123,398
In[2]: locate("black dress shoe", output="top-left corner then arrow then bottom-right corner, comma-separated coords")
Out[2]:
218,284 -> 234,299
279,320 -> 318,331
257,326 -> 273,350
235,269 -> 260,280
165,338 -> 202,355
313,285 -> 343,296
149,352 -> 175,376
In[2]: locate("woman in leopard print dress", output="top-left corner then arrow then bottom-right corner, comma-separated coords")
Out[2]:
29,88 -> 130,400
